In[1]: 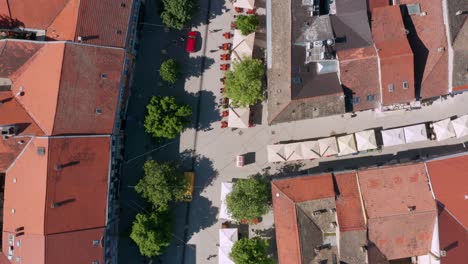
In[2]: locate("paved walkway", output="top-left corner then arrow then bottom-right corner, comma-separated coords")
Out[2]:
118,0 -> 468,263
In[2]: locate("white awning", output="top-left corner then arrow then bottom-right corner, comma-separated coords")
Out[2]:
432,118 -> 455,141
220,182 -> 234,221
451,115 -> 468,139
233,0 -> 255,9
219,228 -> 238,264
232,30 -> 255,62
318,137 -> 338,157
228,106 -> 250,128
337,134 -> 357,156
300,141 -> 321,159
403,124 -> 428,143
382,128 -> 406,147
284,143 -> 304,161
267,144 -> 287,162
355,130 -> 377,151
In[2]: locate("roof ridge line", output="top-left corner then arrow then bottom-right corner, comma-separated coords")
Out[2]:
4,136 -> 34,173
9,44 -> 50,135
440,206 -> 467,230
45,0 -> 77,29
50,43 -> 67,135
370,209 -> 437,220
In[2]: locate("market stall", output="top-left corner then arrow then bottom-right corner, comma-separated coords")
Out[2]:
337,134 -> 358,156
355,130 -> 378,151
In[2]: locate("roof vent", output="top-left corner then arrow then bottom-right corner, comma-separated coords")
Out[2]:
455,10 -> 467,16
77,36 -> 83,42
92,239 -> 100,246
360,246 -> 367,252
407,205 -> 416,212
438,47 -> 445,52
120,3 -> 126,7
313,209 -> 328,216
275,193 -> 280,197
329,222 -> 337,228
116,30 -> 122,35
54,164 -> 64,171
37,147 -> 45,155
95,108 -> 102,114
464,194 -> 468,200
12,178 -> 16,183
101,73 -> 107,79
17,140 -> 24,145
11,208 -> 15,214
1,125 -> 18,139
440,250 -> 446,257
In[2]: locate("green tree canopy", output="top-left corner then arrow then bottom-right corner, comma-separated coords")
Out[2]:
135,160 -> 187,211
161,0 -> 195,30
236,15 -> 259,35
230,238 -> 274,264
144,96 -> 192,139
225,58 -> 265,107
160,59 -> 180,84
226,175 -> 270,222
130,210 -> 173,257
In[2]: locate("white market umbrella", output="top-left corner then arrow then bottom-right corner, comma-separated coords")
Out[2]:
228,106 -> 250,128
381,128 -> 406,147
403,124 -> 428,143
451,115 -> 468,138
318,137 -> 338,157
219,228 -> 238,264
232,30 -> 255,62
233,0 -> 255,9
284,143 -> 304,161
220,182 -> 234,221
267,144 -> 287,162
355,130 -> 377,151
300,141 -> 321,159
337,134 -> 357,156
432,118 -> 455,141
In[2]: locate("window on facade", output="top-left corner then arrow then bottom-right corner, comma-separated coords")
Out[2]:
403,81 -> 409,89
388,83 -> 394,93
366,94 -> 376,101
352,97 -> 361,104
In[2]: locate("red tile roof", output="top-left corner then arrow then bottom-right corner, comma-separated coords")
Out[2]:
334,172 -> 366,232
426,155 -> 468,228
75,0 -> 132,47
2,228 -> 105,264
0,40 -> 124,135
368,212 -> 436,259
338,47 -> 380,111
368,0 -> 389,11
272,174 -> 335,264
400,0 -> 449,99
3,136 -> 111,235
372,6 -> 415,106
358,163 -> 437,260
437,207 -> 468,264
0,0 -> 133,47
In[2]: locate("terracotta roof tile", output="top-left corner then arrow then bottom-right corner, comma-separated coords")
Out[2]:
400,0 -> 448,99
0,41 -> 43,78
437,207 -> 468,264
358,163 -> 435,218
45,228 -> 105,264
338,47 -> 380,111
358,163 -> 437,260
272,174 -> 335,264
272,183 -> 301,264
46,0 -> 79,41
75,0 -> 132,47
53,43 -> 124,135
426,155 -> 468,228
0,0 -> 133,47
335,172 -> 366,232
7,0 -> 70,29
11,43 -> 64,135
3,136 -> 110,236
368,212 -> 436,260
273,174 -> 335,202
372,6 -> 415,106
2,228 -> 105,264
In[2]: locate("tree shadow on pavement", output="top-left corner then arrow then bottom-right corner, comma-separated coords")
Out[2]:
185,90 -> 220,131
186,195 -> 219,241
183,55 -> 216,80
179,149 -> 219,194
191,0 -> 227,28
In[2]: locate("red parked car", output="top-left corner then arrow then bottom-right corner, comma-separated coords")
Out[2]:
186,31 -> 197,53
